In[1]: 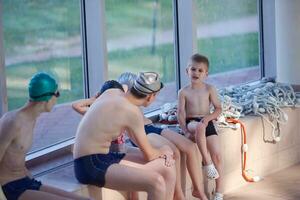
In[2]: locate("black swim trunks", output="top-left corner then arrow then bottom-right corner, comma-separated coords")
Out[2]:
130,124 -> 163,147
186,117 -> 218,137
74,152 -> 125,187
1,176 -> 42,200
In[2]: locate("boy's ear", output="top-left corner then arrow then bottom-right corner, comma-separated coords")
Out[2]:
146,93 -> 156,102
122,84 -> 128,93
145,94 -> 152,103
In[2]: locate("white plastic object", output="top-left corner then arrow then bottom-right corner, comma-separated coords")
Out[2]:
235,123 -> 241,129
283,113 -> 288,121
252,176 -> 261,182
274,137 -> 281,142
218,115 -> 226,123
161,113 -> 168,120
168,115 -> 177,121
242,144 -> 248,152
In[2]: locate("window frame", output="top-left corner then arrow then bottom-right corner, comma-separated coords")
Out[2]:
0,1 -> 8,116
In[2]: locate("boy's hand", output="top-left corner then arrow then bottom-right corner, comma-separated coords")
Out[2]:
159,154 -> 175,167
158,146 -> 175,167
201,117 -> 210,127
184,131 -> 196,142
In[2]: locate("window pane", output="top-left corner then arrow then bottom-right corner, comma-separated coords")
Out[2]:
195,0 -> 260,87
3,0 -> 83,152
105,0 -> 176,111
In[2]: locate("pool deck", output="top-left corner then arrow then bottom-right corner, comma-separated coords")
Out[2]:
226,163 -> 300,200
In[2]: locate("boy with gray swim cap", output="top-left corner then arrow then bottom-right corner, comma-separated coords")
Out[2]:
133,72 -> 164,95
73,72 -> 176,200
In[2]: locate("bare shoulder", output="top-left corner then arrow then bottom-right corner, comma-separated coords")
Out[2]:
116,100 -> 142,126
0,111 -> 19,139
206,83 -> 218,93
123,100 -> 142,118
178,85 -> 190,96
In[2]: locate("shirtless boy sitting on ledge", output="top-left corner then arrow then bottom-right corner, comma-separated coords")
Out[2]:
73,72 -> 176,200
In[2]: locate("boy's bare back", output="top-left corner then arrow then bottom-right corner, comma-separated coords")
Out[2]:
73,89 -> 147,158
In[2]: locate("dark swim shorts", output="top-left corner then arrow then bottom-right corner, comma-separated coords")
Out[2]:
130,124 -> 163,147
144,124 -> 163,135
186,117 -> 218,137
1,176 -> 42,200
74,152 -> 125,187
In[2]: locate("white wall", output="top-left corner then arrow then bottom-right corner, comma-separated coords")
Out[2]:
275,0 -> 300,84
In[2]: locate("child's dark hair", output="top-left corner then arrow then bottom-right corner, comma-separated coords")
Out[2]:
190,53 -> 209,69
99,80 -> 124,95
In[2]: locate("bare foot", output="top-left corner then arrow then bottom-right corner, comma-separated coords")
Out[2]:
192,189 -> 208,200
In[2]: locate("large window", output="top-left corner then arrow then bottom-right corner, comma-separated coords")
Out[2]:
105,0 -> 177,111
3,0 -> 83,152
195,0 -> 261,87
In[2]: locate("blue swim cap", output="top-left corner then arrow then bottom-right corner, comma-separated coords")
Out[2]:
99,80 -> 124,95
28,72 -> 58,102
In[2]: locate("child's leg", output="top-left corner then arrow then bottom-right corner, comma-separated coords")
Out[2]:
147,134 -> 185,200
106,146 -> 176,200
207,135 -> 224,195
187,121 -> 211,165
188,121 -> 219,179
161,129 -> 208,200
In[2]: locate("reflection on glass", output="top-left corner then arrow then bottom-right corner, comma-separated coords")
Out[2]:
105,0 -> 176,111
195,0 -> 260,87
3,0 -> 83,152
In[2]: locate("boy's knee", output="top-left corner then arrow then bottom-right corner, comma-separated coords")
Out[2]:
150,174 -> 166,193
185,144 -> 195,155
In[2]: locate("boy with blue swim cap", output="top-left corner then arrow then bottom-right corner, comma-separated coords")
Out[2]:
28,72 -> 59,102
0,72 -> 89,200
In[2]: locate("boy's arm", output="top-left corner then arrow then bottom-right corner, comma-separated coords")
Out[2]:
177,89 -> 189,134
127,108 -> 171,162
203,85 -> 222,124
72,97 -> 96,115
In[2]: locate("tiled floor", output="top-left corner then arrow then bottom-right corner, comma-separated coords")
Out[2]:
225,164 -> 300,200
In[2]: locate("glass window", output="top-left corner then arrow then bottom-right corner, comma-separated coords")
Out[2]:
3,0 -> 83,152
105,0 -> 176,111
195,0 -> 261,87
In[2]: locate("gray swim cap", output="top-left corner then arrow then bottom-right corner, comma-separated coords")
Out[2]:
117,72 -> 138,89
133,72 -> 164,95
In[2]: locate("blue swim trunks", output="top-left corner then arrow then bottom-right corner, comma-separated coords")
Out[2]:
74,152 -> 125,187
144,124 -> 163,135
130,124 -> 163,147
1,176 -> 42,200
